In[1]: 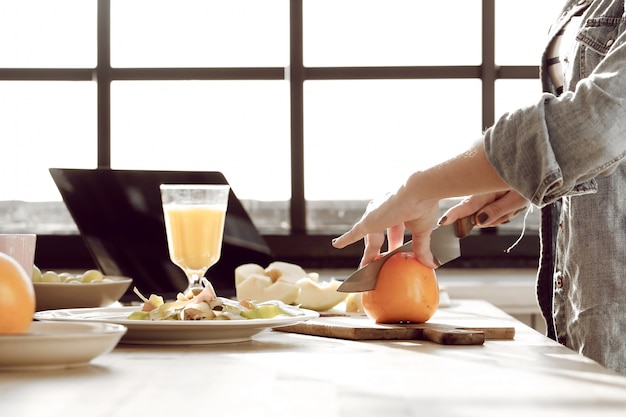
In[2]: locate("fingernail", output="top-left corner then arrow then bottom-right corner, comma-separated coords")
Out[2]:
477,212 -> 489,225
331,238 -> 338,245
437,216 -> 447,225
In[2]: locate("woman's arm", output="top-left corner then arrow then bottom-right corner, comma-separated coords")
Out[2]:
332,141 -> 511,268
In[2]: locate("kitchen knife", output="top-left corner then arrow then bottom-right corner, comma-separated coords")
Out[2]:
336,214 -> 476,293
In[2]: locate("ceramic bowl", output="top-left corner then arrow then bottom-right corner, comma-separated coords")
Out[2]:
34,276 -> 132,311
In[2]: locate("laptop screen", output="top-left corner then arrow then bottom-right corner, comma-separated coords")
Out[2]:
49,168 -> 274,300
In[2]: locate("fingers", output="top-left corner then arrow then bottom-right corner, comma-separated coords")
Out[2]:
360,233 -> 385,267
404,205 -> 441,269
437,191 -> 529,228
331,228 -> 360,249
474,191 -> 529,227
336,225 -> 404,268
411,234 -> 439,269
331,193 -> 441,269
331,222 -> 387,267
438,194 -> 500,226
331,193 -> 395,249
386,224 -> 405,252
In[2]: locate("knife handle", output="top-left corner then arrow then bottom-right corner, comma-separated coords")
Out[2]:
401,214 -> 475,251
455,215 -> 476,238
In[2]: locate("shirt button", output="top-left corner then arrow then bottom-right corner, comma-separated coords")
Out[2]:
556,276 -> 564,288
606,39 -> 615,47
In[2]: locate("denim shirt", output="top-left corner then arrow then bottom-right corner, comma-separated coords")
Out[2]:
483,0 -> 626,375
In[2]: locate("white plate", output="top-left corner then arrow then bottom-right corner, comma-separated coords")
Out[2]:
35,306 -> 319,345
0,321 -> 126,372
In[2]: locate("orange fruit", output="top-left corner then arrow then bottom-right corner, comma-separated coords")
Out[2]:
362,251 -> 439,323
0,252 -> 35,334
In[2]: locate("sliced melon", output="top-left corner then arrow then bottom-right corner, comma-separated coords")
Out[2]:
265,261 -> 309,283
234,263 -> 267,286
294,277 -> 347,311
236,275 -> 300,305
345,292 -> 364,314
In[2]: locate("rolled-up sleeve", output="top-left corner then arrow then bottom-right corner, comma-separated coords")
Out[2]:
484,39 -> 626,207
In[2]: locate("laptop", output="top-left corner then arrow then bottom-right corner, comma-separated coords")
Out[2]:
49,168 -> 274,300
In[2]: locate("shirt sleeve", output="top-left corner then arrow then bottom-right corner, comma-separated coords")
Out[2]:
484,33 -> 626,207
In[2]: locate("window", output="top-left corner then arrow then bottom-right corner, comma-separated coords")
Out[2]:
110,80 -> 291,203
0,0 -> 562,268
303,0 -> 482,66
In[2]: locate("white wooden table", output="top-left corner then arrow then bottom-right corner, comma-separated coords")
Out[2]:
2,300 -> 626,417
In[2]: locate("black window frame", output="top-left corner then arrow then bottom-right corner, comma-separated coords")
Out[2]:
0,0 -> 540,271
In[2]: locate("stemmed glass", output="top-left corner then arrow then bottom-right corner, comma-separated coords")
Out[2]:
160,184 -> 230,297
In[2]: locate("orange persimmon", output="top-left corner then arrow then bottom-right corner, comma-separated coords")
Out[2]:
362,251 -> 439,323
0,252 -> 35,334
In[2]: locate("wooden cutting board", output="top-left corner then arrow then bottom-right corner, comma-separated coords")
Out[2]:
275,310 -> 516,346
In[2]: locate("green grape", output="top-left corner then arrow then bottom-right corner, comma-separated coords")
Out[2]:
41,271 -> 61,283
64,275 -> 83,284
81,269 -> 104,283
58,272 -> 76,283
31,265 -> 42,282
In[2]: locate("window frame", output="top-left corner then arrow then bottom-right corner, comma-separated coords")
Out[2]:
0,0 -> 540,270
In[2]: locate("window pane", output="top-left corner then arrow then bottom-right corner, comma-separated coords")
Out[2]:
110,80 -> 291,201
111,0 -> 289,68
0,81 -> 96,233
304,80 -> 481,231
0,0 -> 96,68
304,0 -> 482,67
495,0 -> 565,65
494,79 -> 542,121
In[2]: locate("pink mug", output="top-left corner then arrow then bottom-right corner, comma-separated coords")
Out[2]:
0,234 -> 37,276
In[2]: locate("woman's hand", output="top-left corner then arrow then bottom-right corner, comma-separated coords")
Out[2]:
331,186 -> 441,269
438,191 -> 529,228
331,141 -> 513,270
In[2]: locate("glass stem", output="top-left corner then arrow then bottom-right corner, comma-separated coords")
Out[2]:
187,272 -> 205,295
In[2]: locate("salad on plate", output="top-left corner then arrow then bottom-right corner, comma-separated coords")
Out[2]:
128,281 -> 306,322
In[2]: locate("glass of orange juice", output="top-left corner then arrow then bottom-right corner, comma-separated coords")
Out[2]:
160,184 -> 230,297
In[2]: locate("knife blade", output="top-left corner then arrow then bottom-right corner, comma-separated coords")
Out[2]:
336,214 -> 476,293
